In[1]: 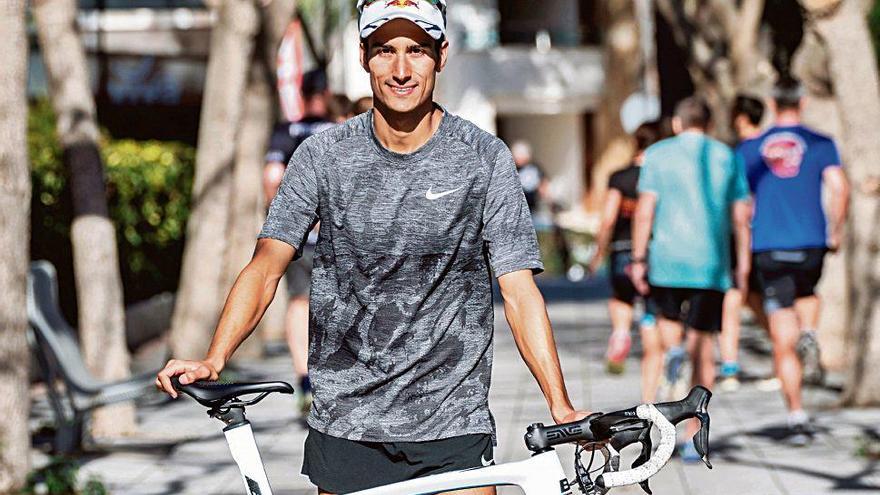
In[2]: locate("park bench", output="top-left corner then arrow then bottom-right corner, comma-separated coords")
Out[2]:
27,260 -> 160,453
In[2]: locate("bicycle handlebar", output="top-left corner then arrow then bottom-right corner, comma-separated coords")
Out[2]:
524,386 -> 712,494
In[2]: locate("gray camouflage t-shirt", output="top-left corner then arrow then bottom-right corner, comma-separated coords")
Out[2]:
259,109 -> 543,442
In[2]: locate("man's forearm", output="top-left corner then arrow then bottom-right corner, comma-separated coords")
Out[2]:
500,277 -> 574,421
205,261 -> 284,371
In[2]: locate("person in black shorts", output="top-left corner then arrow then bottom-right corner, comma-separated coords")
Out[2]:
719,94 -> 768,391
263,68 -> 336,414
738,80 -> 850,445
589,122 -> 662,398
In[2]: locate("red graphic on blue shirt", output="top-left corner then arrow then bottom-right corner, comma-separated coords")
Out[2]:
760,132 -> 806,178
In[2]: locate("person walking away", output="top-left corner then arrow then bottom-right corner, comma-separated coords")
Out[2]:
630,97 -> 751,461
511,140 -> 572,276
719,94 -> 768,391
263,68 -> 336,414
588,122 -> 663,395
737,79 -> 850,446
157,1 -> 589,493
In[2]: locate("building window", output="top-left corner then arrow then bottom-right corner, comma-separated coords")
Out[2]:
499,0 -> 598,47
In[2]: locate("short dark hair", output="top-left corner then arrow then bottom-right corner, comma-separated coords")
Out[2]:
302,69 -> 329,98
732,95 -> 765,126
633,121 -> 661,152
674,96 -> 711,130
773,77 -> 803,110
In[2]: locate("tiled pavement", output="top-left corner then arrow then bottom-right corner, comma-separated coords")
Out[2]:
38,277 -> 880,494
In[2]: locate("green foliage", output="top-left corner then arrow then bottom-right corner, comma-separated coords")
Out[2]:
29,98 -> 195,306
22,457 -> 107,495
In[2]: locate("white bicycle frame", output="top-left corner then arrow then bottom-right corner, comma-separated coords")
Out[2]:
221,405 -> 676,495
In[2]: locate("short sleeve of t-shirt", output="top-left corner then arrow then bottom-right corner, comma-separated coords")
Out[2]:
818,139 -> 843,171
608,169 -> 625,192
258,138 -> 320,256
482,145 -> 544,277
730,153 -> 750,202
637,148 -> 661,195
265,123 -> 295,164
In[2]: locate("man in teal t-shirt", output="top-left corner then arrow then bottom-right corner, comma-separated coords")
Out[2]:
630,97 -> 751,460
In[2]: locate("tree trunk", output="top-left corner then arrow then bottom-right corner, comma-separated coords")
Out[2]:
0,0 -> 32,490
231,0 -> 297,350
793,29 -> 850,371
224,59 -> 273,360
169,0 -> 261,360
32,0 -> 136,439
656,0 -> 767,142
808,0 -> 880,405
589,0 -> 641,210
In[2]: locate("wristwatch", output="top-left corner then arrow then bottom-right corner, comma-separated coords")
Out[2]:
631,257 -> 647,265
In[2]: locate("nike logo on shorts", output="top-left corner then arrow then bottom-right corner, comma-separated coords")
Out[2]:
481,455 -> 494,467
425,187 -> 462,200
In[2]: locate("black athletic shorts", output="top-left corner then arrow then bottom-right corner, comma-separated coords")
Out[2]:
610,250 -> 639,304
301,428 -> 494,493
650,286 -> 725,332
753,248 -> 826,313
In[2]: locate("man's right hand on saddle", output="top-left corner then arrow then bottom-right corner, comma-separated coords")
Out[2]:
155,358 -> 222,399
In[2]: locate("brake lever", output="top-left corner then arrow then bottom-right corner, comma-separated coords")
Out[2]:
609,424 -> 653,494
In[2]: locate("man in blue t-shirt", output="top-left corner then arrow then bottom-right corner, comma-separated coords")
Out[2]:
737,80 -> 850,446
631,97 -> 751,460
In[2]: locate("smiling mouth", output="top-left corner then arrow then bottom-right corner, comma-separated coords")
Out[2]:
388,84 -> 417,96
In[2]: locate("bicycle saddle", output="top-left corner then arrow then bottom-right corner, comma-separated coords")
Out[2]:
172,376 -> 293,409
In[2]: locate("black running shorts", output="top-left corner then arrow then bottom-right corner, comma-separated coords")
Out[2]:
610,250 -> 638,304
301,428 -> 494,493
650,286 -> 725,332
753,248 -> 826,313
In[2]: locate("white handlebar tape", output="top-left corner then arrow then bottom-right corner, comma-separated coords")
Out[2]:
597,404 -> 676,488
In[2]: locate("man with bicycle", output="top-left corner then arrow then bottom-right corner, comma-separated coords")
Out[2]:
156,1 -> 587,493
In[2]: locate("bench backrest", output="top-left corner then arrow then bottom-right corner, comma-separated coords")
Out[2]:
27,260 -> 103,394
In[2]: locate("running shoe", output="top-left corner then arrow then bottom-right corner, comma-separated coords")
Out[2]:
662,346 -> 689,400
796,330 -> 825,386
787,422 -> 814,447
678,440 -> 702,463
605,330 -> 632,375
719,361 -> 741,392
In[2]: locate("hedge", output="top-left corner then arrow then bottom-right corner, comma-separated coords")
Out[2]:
29,99 -> 195,316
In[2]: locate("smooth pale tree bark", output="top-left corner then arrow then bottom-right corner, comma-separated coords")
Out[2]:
170,0 -> 262,360
239,0 -> 297,346
32,0 -> 136,438
793,28 -> 849,370
805,0 -> 880,405
224,59 -> 274,360
589,0 -> 641,209
0,0 -> 32,490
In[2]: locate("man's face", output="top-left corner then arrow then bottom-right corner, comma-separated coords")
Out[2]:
360,19 -> 448,114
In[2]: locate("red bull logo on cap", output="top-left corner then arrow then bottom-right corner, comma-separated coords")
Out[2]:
386,0 -> 419,7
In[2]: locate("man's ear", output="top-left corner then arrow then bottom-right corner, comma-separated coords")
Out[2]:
360,41 -> 370,73
437,40 -> 449,73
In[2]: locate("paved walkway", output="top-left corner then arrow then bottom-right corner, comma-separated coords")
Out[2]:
39,278 -> 880,494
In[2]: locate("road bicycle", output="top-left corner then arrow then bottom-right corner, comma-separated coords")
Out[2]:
171,377 -> 712,495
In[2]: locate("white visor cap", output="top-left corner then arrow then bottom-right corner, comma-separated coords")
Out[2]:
357,0 -> 447,41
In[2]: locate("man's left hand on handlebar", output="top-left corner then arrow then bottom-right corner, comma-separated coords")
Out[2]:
155,358 -> 222,399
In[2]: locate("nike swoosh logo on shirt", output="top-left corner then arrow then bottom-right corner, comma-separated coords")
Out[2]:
425,187 -> 463,200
